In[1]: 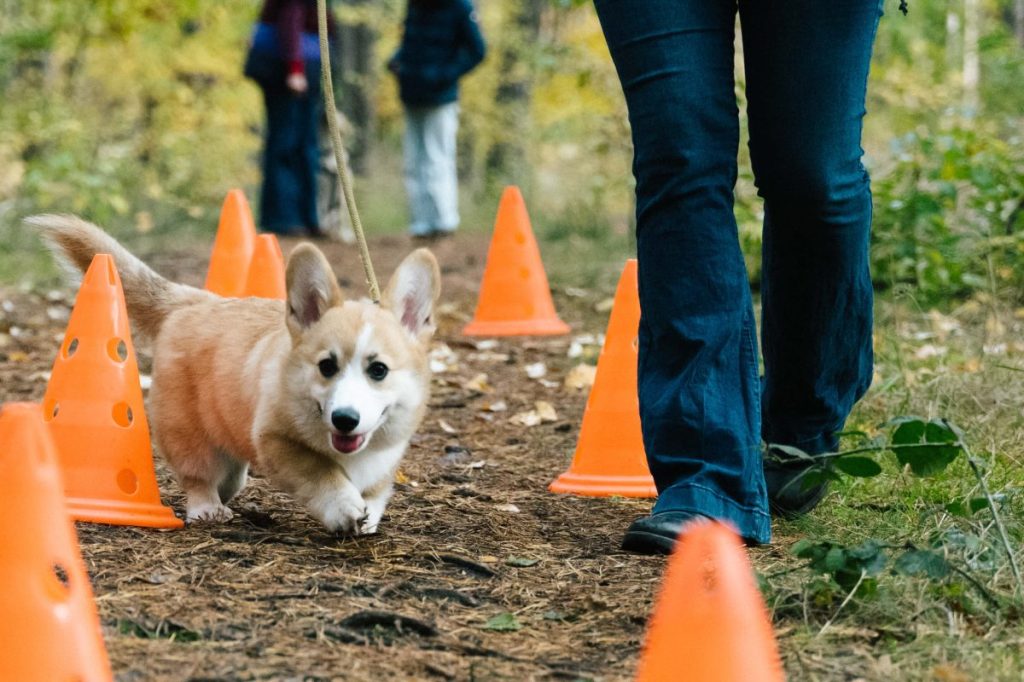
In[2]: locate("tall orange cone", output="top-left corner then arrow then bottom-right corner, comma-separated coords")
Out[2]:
0,403 -> 114,682
550,259 -> 655,497
244,233 -> 287,300
43,254 -> 183,529
205,188 -> 257,297
636,521 -> 784,682
463,186 -> 570,336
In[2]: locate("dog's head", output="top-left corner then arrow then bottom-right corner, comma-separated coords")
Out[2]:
281,244 -> 440,458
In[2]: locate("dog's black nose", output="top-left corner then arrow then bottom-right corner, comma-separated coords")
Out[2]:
331,408 -> 360,433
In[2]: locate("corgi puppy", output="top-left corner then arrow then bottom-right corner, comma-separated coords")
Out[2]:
31,215 -> 440,535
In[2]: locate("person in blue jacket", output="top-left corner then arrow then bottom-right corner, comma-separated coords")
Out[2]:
594,0 -> 887,553
245,0 -> 336,237
389,0 -> 486,240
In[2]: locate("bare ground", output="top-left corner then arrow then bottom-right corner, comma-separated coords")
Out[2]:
0,232 -> 970,681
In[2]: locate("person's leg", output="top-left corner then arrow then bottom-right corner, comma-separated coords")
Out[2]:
595,0 -> 770,548
298,62 -> 323,235
403,107 -> 433,237
260,85 -> 305,235
421,101 -> 461,234
739,0 -> 881,511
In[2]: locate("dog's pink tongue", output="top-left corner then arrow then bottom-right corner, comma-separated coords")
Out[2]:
331,433 -> 364,454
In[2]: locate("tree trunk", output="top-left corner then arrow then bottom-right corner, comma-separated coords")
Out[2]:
1016,0 -> 1024,48
335,0 -> 377,174
962,0 -> 980,112
484,0 -> 546,190
945,1 -> 960,73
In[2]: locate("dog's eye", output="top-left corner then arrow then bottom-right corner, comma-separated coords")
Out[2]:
318,357 -> 339,379
366,361 -> 389,381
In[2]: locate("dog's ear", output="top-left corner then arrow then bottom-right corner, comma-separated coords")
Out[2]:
285,244 -> 344,337
384,248 -> 441,343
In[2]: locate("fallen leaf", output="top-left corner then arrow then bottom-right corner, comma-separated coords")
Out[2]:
482,613 -> 522,632
464,373 -> 491,392
478,555 -> 499,564
594,297 -> 615,313
564,363 -> 597,390
510,410 -> 542,427
484,400 -> 507,413
505,557 -> 539,567
525,362 -> 547,379
535,401 -> 557,422
394,469 -> 410,484
7,351 -> 30,363
914,344 -> 947,360
438,419 -> 458,434
475,339 -> 499,350
494,503 -> 520,513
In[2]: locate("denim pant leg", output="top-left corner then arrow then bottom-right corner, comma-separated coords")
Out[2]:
740,0 -> 882,456
595,0 -> 770,544
260,70 -> 322,235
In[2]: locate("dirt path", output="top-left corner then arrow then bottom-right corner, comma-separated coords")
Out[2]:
2,232 -> 700,681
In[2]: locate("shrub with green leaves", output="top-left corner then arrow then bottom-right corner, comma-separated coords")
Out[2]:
871,126 -> 1024,303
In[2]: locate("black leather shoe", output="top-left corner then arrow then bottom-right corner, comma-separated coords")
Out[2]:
621,511 -> 710,555
763,447 -> 831,518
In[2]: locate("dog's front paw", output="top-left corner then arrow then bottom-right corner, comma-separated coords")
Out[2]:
187,502 -> 234,524
309,493 -> 368,535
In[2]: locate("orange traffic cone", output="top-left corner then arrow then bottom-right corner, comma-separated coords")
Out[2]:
205,188 -> 257,297
463,186 -> 570,336
244,233 -> 287,300
550,259 -> 655,497
0,403 -> 113,682
636,521 -> 784,682
43,254 -> 183,529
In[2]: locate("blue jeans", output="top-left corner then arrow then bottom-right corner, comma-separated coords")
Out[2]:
594,0 -> 882,544
258,60 -> 322,235
403,102 -> 461,236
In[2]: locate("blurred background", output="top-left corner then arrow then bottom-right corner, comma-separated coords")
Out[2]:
0,0 -> 1022,300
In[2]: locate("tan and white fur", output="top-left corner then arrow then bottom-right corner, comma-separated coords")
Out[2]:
30,215 -> 440,535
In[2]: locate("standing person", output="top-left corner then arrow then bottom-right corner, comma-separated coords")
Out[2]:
593,0 -> 885,552
389,0 -> 486,240
245,0 -> 335,237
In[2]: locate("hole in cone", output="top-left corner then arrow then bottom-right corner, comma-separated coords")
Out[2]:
44,399 -> 59,421
108,337 -> 128,363
117,468 -> 139,495
632,336 -> 639,352
48,563 -> 71,601
112,402 -> 134,428
63,337 -> 79,359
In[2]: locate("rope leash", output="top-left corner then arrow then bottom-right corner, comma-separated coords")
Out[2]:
316,0 -> 381,304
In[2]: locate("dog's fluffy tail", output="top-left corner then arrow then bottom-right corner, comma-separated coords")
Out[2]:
27,214 -> 213,340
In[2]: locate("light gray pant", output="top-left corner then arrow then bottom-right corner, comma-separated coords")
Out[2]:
402,102 -> 460,236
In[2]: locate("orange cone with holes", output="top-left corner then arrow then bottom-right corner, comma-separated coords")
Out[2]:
42,254 -> 183,528
0,403 -> 113,682
244,233 -> 287,300
463,186 -> 570,336
636,521 -> 784,681
205,188 -> 257,297
550,259 -> 655,496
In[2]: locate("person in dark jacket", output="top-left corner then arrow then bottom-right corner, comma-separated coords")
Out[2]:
594,0 -> 884,553
389,0 -> 486,239
245,0 -> 336,237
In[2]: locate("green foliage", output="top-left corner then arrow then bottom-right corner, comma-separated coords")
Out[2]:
871,127 -> 1024,302
782,416 -> 1021,617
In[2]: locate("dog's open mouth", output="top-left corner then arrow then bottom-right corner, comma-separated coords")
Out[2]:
331,433 -> 365,454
